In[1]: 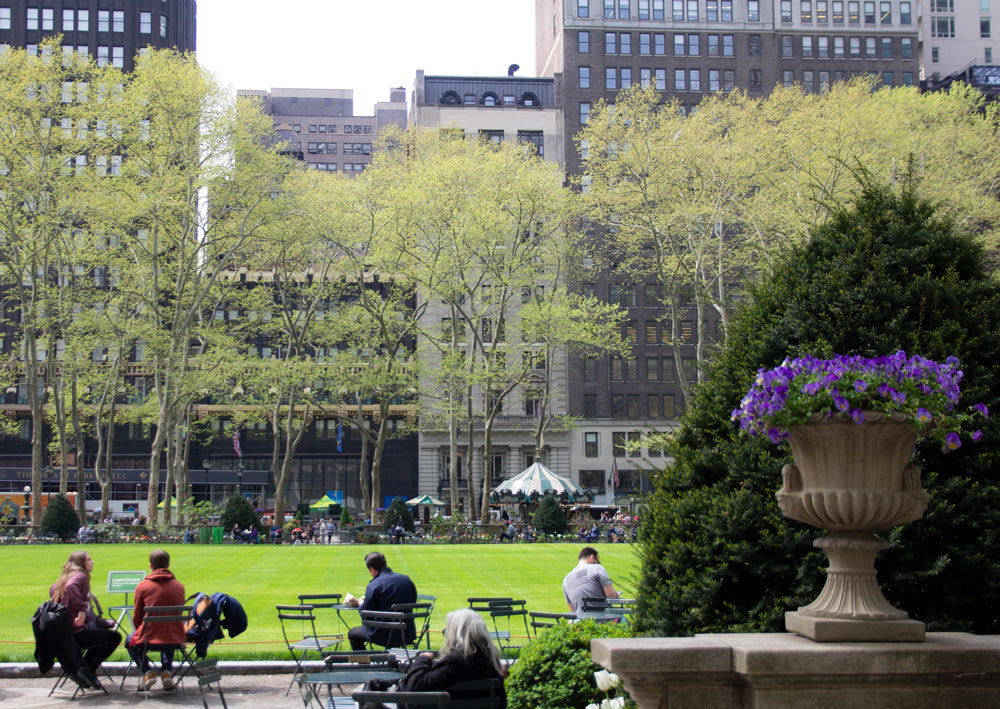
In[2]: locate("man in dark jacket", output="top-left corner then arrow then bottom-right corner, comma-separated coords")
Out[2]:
346,551 -> 417,650
125,549 -> 186,691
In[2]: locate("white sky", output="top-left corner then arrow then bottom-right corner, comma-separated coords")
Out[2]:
196,0 -> 538,114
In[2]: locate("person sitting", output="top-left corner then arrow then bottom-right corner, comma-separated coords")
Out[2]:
247,526 -> 259,544
523,524 -> 536,542
345,552 -> 417,651
182,528 -> 195,544
125,549 -> 186,691
385,608 -> 507,707
498,521 -> 516,543
585,523 -> 600,542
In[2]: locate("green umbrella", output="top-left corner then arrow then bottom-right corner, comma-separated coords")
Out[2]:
157,496 -> 181,509
309,493 -> 339,510
405,494 -> 446,507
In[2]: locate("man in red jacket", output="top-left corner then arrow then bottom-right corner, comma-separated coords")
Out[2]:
125,549 -> 186,691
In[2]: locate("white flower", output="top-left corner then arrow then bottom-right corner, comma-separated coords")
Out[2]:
594,670 -> 614,692
610,697 -> 626,709
601,699 -> 612,709
586,704 -> 600,709
608,673 -> 621,689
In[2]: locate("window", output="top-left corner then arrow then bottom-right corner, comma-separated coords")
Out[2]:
802,36 -> 813,57
987,48 -> 994,63
620,0 -> 630,18
850,36 -> 861,58
63,8 -> 74,31
689,33 -> 700,54
663,394 -> 676,418
579,66 -> 590,88
655,68 -> 667,89
578,0 -> 590,17
801,0 -> 812,22
881,37 -> 892,59
606,67 -> 617,90
803,70 -> 815,93
580,102 -> 591,124
98,9 -> 109,31
689,68 -> 701,90
748,0 -> 760,20
818,35 -> 829,57
639,0 -> 650,19
675,68 -> 688,90
518,130 -> 544,157
611,357 -> 624,381
640,68 -> 652,87
900,37 -> 912,58
902,71 -> 914,86
43,8 -> 53,29
899,2 -> 911,23
646,356 -> 659,381
782,35 -> 794,58
613,432 -> 626,456
781,0 -> 793,21
817,0 -> 828,21
749,34 -> 761,56
848,1 -> 860,23
750,68 -> 762,91
605,0 -> 615,17
620,33 -> 631,54
706,0 -> 718,19
579,30 -> 590,53
0,7 -> 9,29
654,33 -> 666,54
606,32 -> 617,54
721,0 -> 733,20
723,34 -> 734,56
640,33 -> 651,54
819,70 -> 830,91
879,1 -> 890,23
673,0 -> 684,19
832,1 -> 844,22
687,0 -> 698,19
584,357 -> 597,381
97,46 -> 109,66
865,36 -> 876,58
621,67 -> 632,88
881,72 -> 893,88
583,432 -> 601,458
932,46 -> 939,63
140,11 -> 151,33
834,35 -> 845,57
160,14 -> 167,37
653,0 -> 664,19
783,70 -> 795,88
709,69 -> 721,92
864,1 -> 876,23
675,34 -> 686,55
982,17 -> 992,38
930,0 -> 952,10
707,34 -> 718,55
931,17 -> 955,37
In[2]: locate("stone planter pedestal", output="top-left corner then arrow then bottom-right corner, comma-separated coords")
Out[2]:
592,633 -> 1000,709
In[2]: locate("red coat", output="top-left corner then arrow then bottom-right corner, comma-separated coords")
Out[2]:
129,569 -> 186,647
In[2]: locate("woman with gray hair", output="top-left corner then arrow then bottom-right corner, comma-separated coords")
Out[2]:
396,607 -> 506,707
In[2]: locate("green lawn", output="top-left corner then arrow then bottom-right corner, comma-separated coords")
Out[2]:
0,543 -> 639,662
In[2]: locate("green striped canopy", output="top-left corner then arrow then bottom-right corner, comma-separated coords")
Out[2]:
491,462 -> 588,502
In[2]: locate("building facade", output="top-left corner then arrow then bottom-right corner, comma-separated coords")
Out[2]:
239,87 -> 408,175
0,0 -> 196,68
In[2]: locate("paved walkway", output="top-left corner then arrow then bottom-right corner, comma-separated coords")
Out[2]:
0,662 -> 345,708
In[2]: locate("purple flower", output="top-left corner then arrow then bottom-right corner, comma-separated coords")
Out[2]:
853,379 -> 868,392
943,432 -> 962,451
972,430 -> 984,442
833,395 -> 849,412
915,408 -> 932,424
767,428 -> 784,444
891,389 -> 906,405
975,403 -> 990,419
850,409 -> 865,424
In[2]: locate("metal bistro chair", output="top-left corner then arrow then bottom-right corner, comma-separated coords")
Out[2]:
276,604 -> 344,696
296,593 -> 345,636
528,611 -> 577,638
301,651 -> 402,709
467,597 -> 513,647
352,677 -> 505,709
361,609 -> 422,662
121,604 -> 197,696
391,601 -> 434,652
487,599 -> 530,660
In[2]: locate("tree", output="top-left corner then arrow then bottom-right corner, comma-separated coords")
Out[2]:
220,493 -> 261,532
383,496 -> 414,532
39,494 -> 79,541
635,178 -> 1000,636
532,494 -> 568,535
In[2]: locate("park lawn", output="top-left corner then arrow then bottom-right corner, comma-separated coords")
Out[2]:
0,543 -> 639,662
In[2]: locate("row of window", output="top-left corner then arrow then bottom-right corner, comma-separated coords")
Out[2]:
297,124 -> 372,135
782,34 -> 914,59
583,392 -> 681,419
578,0 -> 741,22
438,90 -> 541,107
0,8 -> 168,37
782,67 -> 914,89
303,142 -> 373,155
780,0 -> 912,25
595,354 -> 697,382
585,431 -> 667,458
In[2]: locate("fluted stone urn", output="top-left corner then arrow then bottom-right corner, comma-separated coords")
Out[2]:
777,412 -> 929,641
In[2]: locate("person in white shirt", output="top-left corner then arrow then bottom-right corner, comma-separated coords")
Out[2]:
562,546 -> 619,615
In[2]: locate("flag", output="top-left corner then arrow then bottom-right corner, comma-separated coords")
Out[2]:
611,457 -> 620,489
336,420 -> 343,452
232,430 -> 243,458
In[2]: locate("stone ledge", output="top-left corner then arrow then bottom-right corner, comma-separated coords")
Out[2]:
592,632 -> 1000,709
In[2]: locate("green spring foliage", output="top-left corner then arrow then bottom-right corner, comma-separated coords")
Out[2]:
636,178 -> 1000,636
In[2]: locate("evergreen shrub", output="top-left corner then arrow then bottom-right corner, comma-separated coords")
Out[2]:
506,619 -> 632,709
220,494 -> 261,531
532,494 -> 568,534
383,496 -> 414,531
39,494 -> 79,540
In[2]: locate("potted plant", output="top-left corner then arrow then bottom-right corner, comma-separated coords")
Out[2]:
733,351 -> 988,642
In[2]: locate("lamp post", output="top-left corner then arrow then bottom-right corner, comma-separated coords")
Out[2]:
237,458 -> 245,497
23,485 -> 31,524
202,459 -> 212,505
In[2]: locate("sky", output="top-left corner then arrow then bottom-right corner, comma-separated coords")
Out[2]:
196,0 -> 539,113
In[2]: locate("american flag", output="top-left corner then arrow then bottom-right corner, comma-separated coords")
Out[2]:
233,430 -> 243,458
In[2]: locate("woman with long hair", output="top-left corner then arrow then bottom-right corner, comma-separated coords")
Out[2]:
397,607 -> 506,707
50,550 -> 122,689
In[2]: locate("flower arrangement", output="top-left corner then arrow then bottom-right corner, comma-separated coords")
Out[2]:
587,670 -> 626,709
732,350 -> 988,451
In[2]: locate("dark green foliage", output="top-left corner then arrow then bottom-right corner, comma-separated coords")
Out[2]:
532,495 -> 568,534
383,496 -> 414,532
506,620 -> 632,709
340,506 -> 353,527
637,180 -> 1000,636
220,494 -> 261,532
39,494 -> 79,541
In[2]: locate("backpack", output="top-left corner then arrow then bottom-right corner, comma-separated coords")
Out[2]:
184,592 -> 248,658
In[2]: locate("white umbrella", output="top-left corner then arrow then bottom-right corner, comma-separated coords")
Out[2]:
491,462 -> 589,502
406,494 -> 447,507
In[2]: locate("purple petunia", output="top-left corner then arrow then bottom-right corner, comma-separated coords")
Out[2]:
975,403 -> 990,419
973,430 -> 984,442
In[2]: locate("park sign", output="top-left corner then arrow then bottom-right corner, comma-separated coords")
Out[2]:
107,570 -> 145,595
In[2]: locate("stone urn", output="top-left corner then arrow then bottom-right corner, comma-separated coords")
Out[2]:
777,412 -> 929,641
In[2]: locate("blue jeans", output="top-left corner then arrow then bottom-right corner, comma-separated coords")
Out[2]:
125,632 -> 175,671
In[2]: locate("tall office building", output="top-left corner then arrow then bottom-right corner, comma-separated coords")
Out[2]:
0,0 -> 196,68
921,0 -> 1000,98
239,87 -> 408,175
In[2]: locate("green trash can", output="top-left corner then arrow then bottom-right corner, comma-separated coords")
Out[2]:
211,526 -> 223,544
198,527 -> 211,544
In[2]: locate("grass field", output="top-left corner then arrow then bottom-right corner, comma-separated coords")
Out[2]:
0,542 -> 639,662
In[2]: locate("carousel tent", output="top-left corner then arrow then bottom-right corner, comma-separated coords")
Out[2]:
491,461 -> 589,502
